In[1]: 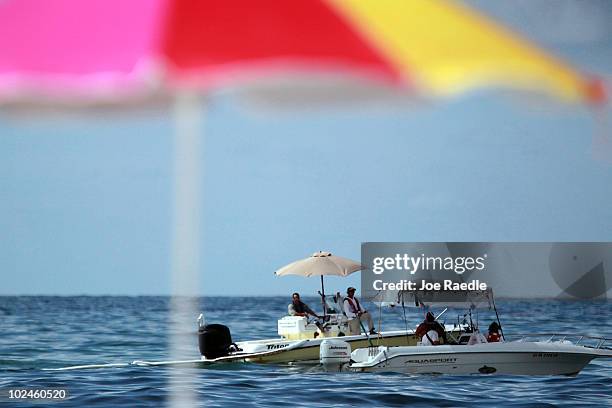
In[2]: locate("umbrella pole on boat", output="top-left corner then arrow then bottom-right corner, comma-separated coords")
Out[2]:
320,276 -> 326,318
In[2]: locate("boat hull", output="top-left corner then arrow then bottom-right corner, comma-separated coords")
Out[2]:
200,326 -> 463,365
350,342 -> 612,375
243,331 -> 421,364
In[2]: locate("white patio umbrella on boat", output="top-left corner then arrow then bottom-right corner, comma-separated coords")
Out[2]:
275,251 -> 364,316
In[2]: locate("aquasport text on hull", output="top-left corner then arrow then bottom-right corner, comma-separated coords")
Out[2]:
372,279 -> 488,291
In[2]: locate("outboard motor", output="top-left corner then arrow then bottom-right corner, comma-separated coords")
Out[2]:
320,339 -> 351,371
198,324 -> 235,359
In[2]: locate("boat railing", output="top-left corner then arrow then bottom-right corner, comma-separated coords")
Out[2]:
508,333 -> 611,349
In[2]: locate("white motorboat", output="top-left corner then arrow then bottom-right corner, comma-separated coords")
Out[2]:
197,307 -> 466,364
328,289 -> 612,375
348,333 -> 612,375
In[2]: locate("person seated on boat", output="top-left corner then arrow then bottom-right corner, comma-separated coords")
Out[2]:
487,321 -> 503,343
288,292 -> 322,319
343,287 -> 376,335
415,311 -> 446,345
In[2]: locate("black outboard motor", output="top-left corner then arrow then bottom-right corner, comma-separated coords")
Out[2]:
198,324 -> 236,359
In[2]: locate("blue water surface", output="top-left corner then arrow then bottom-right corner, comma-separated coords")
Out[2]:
1,297 -> 611,407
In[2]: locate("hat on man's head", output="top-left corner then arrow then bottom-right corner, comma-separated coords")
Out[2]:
347,287 -> 356,293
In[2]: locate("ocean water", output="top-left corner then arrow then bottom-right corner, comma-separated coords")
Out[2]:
1,296 -> 611,407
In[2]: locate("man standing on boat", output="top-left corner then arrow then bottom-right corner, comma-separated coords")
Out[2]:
344,287 -> 376,335
288,292 -> 322,319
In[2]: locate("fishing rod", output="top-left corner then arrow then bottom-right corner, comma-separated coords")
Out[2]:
359,319 -> 375,348
492,295 -> 505,340
401,295 -> 411,343
435,308 -> 448,321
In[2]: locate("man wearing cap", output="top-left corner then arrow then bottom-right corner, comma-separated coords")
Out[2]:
343,287 -> 376,335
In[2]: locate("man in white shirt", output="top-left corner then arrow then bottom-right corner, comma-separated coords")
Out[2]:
343,287 -> 376,335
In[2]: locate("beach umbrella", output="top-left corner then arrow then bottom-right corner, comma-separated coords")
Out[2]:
275,251 -> 363,316
0,0 -> 605,105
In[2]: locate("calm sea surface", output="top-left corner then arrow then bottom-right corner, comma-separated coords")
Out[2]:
1,296 -> 611,407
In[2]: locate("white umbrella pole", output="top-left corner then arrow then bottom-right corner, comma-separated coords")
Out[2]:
169,90 -> 203,408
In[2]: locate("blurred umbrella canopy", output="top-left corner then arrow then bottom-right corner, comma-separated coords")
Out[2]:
0,0 -> 605,105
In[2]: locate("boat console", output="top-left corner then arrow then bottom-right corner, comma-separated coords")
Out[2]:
277,314 -> 349,340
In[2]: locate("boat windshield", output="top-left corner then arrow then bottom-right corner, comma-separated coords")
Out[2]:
323,293 -> 344,315
396,288 -> 494,310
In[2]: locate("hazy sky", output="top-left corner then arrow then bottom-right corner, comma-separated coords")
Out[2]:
2,1 -> 612,296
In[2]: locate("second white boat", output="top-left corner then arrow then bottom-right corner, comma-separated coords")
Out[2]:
348,334 -> 612,375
